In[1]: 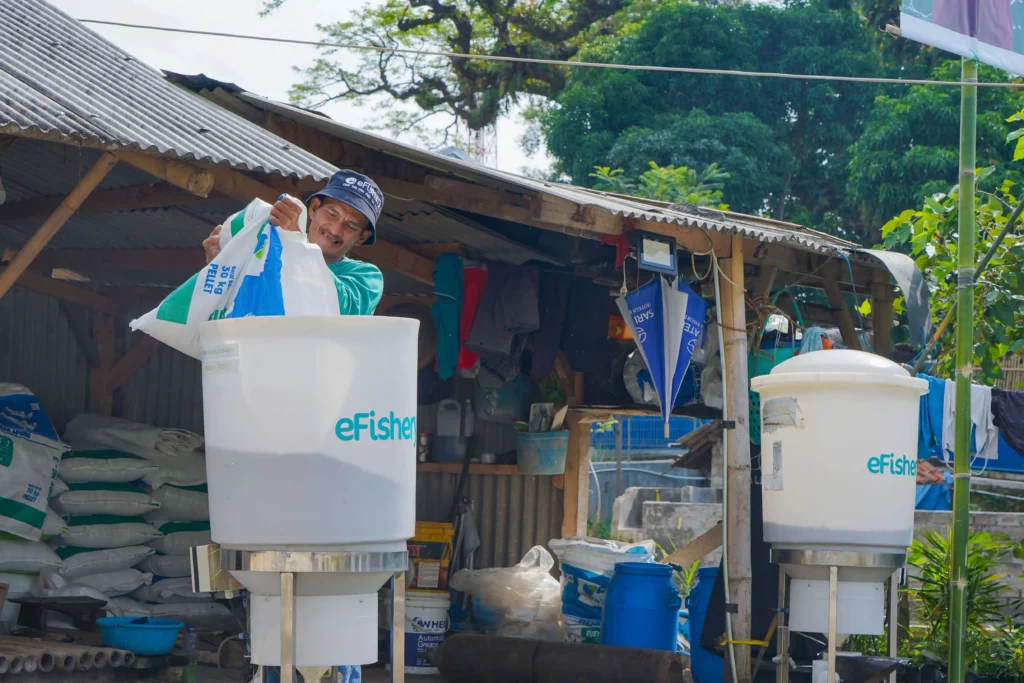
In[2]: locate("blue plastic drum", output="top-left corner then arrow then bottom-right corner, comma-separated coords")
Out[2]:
600,562 -> 681,651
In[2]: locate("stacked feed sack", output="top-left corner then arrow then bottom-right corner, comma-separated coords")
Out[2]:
0,384 -> 70,626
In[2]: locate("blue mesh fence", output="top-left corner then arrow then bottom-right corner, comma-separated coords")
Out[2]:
590,416 -> 704,455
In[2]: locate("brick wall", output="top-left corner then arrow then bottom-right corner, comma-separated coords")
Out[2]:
914,511 -> 1024,612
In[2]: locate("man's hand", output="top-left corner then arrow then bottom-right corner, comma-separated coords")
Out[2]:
203,225 -> 222,265
270,195 -> 305,233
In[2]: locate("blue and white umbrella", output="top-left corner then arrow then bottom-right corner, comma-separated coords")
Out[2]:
616,277 -> 706,437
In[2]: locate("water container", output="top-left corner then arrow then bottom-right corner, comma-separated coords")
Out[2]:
687,567 -> 723,683
750,350 -> 927,552
436,400 -> 473,463
516,431 -> 569,475
199,316 -> 419,551
600,562 -> 680,651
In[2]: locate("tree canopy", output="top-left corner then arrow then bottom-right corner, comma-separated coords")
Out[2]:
539,0 -> 884,238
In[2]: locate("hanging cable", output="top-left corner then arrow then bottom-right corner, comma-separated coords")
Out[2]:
79,19 -> 1024,88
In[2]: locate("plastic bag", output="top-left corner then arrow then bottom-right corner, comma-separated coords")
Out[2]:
449,545 -> 562,641
549,536 -> 655,644
130,197 -> 341,359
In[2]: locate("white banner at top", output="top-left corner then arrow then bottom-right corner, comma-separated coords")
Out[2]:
900,0 -> 1024,76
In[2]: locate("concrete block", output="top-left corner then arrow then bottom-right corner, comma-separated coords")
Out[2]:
641,501 -> 721,566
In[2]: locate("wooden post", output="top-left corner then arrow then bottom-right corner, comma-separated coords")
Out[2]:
88,314 -> 117,417
0,153 -> 118,301
871,272 -> 894,356
720,235 -> 753,683
822,275 -> 861,351
561,410 -> 592,538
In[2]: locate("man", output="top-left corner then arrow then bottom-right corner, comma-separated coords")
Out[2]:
202,169 -> 385,316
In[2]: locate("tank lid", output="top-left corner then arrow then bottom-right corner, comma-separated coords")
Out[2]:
614,561 -> 672,576
769,350 -> 909,377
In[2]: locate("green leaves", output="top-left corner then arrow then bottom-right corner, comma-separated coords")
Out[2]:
590,161 -> 729,208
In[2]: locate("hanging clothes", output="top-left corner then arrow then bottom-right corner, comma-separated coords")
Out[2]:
940,379 -> 997,460
992,388 -> 1024,456
465,263 -> 541,382
531,272 -> 571,376
918,375 -> 947,461
431,254 -> 463,381
456,265 -> 488,371
561,277 -> 611,375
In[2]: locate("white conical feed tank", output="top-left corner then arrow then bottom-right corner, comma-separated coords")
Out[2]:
199,316 -> 419,666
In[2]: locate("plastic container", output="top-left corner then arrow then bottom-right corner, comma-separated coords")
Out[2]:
199,316 -> 419,667
601,562 -> 680,651
200,316 -> 419,550
436,400 -> 473,463
407,522 -> 454,591
385,591 -> 451,675
474,373 -> 535,424
750,350 -> 927,552
687,567 -> 723,683
516,431 -> 569,475
96,616 -> 184,656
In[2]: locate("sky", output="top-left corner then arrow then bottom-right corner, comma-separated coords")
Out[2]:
49,0 -> 551,175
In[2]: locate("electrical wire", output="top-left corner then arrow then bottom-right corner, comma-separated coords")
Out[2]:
79,18 -> 1024,88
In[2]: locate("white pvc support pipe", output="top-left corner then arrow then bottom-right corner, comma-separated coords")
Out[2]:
713,256 -> 740,683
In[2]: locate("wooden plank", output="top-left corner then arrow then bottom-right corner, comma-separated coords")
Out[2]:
58,301 -> 99,368
720,235 -> 753,683
560,411 -> 592,538
0,184 -> 222,222
116,152 -> 214,197
872,272 -> 894,356
5,270 -> 120,316
0,153 -> 118,301
5,248 -> 206,271
822,274 -> 861,350
660,522 -> 723,568
416,463 -> 521,475
89,315 -> 116,417
105,336 -> 158,393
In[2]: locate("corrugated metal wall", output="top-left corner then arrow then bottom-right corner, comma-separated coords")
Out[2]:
0,287 -> 89,430
416,472 -> 563,569
118,343 -> 204,433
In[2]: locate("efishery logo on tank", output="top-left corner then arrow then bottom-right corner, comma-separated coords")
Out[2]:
335,412 -> 417,442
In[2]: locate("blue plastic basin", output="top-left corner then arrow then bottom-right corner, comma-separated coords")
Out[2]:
97,617 -> 184,655
517,431 -> 569,475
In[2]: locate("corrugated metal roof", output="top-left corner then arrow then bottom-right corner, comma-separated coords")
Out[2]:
240,93 -> 863,257
0,0 -> 335,180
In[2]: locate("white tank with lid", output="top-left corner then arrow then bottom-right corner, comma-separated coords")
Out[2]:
750,350 -> 927,553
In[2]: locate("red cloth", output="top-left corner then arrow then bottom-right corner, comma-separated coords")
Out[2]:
601,233 -> 630,269
457,266 -> 488,370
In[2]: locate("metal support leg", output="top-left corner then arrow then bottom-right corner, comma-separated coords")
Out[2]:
827,566 -> 838,683
281,572 -> 295,683
777,570 -> 789,683
390,572 -> 405,683
889,572 -> 899,683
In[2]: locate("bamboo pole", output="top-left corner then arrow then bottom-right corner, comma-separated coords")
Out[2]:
949,55 -> 978,683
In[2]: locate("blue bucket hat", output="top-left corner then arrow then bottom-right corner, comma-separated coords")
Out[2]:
306,170 -> 384,245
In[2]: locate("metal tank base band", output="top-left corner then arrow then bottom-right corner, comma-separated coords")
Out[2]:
219,549 -> 409,574
770,548 -> 906,569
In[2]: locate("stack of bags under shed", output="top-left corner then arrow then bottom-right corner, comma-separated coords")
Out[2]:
56,415 -> 233,629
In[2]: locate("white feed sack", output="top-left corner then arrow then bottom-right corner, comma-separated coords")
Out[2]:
60,518 -> 163,549
130,197 -> 340,359
75,568 -> 153,597
59,451 -> 158,484
147,521 -> 212,556
52,483 -> 160,517
148,485 -> 209,521
0,539 -> 63,572
135,553 -> 191,579
58,545 -> 155,579
131,577 -> 217,604
0,384 -> 69,541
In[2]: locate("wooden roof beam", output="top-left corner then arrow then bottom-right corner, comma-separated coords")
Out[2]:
0,183 -> 224,223
116,152 -> 214,197
2,269 -> 121,315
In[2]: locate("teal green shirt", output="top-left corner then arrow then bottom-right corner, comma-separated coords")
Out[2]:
327,258 -> 383,315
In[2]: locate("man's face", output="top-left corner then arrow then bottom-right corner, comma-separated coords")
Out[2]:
307,196 -> 373,262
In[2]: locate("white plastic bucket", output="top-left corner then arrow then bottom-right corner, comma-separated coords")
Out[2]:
750,350 -> 927,552
385,592 -> 450,675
